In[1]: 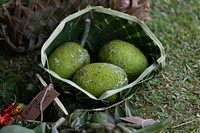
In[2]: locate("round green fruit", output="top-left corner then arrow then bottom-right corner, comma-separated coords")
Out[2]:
72,63 -> 128,103
48,42 -> 90,79
98,39 -> 148,81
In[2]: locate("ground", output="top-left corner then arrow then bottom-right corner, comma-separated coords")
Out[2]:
0,0 -> 199,132
135,0 -> 200,132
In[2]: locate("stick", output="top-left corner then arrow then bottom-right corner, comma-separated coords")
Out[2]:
81,18 -> 91,47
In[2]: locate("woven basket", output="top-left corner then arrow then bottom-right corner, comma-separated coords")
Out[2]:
0,0 -> 150,53
40,6 -> 165,105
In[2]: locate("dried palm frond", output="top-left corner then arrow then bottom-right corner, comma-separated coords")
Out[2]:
0,0 -> 150,53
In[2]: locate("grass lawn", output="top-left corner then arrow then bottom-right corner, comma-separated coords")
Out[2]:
0,0 -> 199,132
135,0 -> 200,132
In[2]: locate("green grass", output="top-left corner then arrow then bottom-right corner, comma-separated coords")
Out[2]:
134,0 -> 200,132
0,0 -> 199,132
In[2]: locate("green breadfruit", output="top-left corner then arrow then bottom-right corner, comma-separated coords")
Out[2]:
98,40 -> 148,81
48,42 -> 90,79
72,63 -> 128,103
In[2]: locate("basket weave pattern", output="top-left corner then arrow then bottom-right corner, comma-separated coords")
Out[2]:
0,0 -> 150,53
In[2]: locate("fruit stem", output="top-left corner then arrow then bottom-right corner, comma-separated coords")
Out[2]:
81,18 -> 91,47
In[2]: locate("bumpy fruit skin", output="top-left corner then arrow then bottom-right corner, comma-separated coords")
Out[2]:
48,42 -> 90,79
72,63 -> 128,103
98,40 -> 148,81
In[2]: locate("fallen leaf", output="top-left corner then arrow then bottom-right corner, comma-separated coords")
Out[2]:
120,116 -> 158,127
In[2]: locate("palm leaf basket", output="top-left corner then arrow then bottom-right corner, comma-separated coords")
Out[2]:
40,6 -> 165,106
0,0 -> 150,53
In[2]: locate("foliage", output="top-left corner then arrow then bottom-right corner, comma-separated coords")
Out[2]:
60,100 -> 173,132
0,123 -> 47,133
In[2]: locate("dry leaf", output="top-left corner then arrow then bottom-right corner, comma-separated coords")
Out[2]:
120,116 -> 158,127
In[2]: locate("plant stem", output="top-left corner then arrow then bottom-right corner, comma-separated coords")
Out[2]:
81,18 -> 91,47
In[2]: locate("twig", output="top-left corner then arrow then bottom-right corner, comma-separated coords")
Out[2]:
172,118 -> 199,129
162,73 -> 173,83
